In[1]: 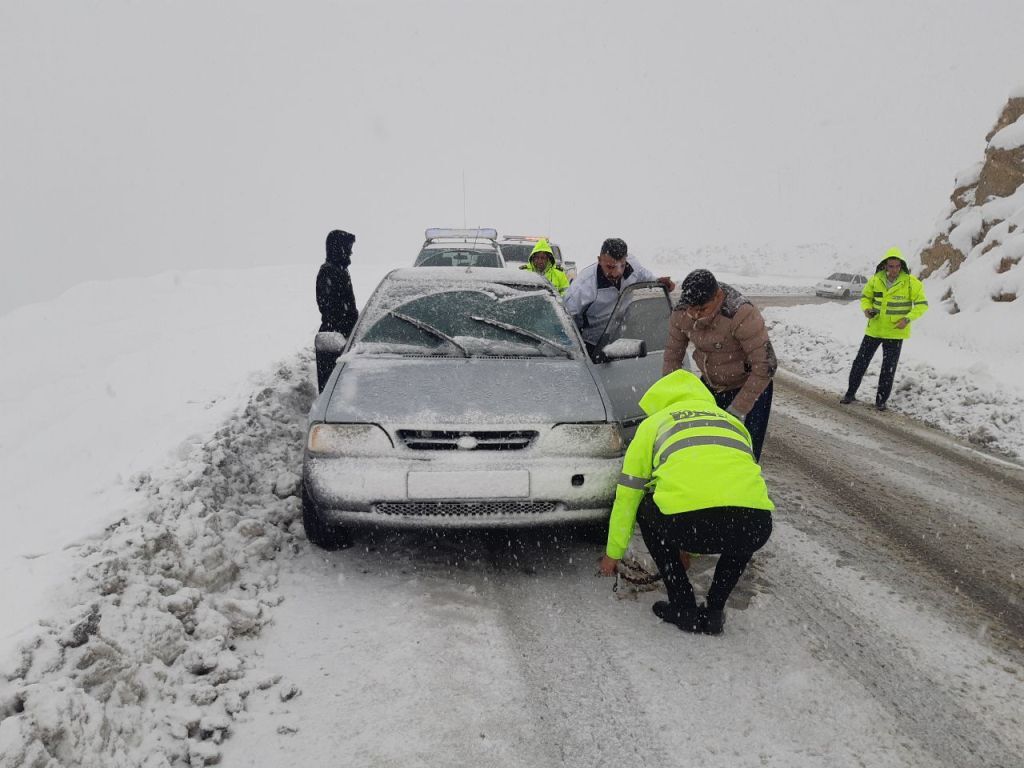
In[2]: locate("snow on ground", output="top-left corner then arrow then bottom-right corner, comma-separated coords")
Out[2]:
1,244 -> 1023,765
0,263 -> 390,660
760,290 -> 1024,461
0,353 -> 315,767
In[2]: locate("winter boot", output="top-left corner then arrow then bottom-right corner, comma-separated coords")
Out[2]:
701,606 -> 726,636
652,601 -> 705,633
875,402 -> 887,411
839,394 -> 856,404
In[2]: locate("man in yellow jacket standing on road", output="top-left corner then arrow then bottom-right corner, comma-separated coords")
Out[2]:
599,369 -> 774,635
522,238 -> 570,296
840,247 -> 929,411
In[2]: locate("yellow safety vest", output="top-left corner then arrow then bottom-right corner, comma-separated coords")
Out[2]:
606,370 -> 774,559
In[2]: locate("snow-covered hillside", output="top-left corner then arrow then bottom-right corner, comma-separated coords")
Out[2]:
918,87 -> 1024,314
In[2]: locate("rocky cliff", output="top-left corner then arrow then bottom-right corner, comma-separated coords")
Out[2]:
918,87 -> 1024,313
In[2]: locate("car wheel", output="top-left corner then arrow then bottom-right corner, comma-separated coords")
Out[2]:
302,483 -> 352,550
574,520 -> 610,545
842,289 -> 850,298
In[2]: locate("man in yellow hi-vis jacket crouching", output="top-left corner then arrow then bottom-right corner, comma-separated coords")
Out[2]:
599,369 -> 774,635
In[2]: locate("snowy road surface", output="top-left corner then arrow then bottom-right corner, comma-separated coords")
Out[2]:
223,367 -> 1024,767
3,353 -> 1023,767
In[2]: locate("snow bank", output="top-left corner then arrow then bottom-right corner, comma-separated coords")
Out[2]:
0,355 -> 314,767
763,301 -> 1024,461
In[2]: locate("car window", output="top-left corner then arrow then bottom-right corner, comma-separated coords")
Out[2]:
355,287 -> 576,357
826,273 -> 853,281
415,249 -> 502,268
598,285 -> 671,351
499,244 -> 532,265
499,242 -> 563,267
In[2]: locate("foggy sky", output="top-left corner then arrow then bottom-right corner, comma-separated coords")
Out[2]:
3,0 -> 1023,315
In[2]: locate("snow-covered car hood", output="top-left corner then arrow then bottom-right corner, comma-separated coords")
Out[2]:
323,357 -> 608,425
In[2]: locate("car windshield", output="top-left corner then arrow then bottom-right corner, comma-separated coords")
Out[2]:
501,242 -> 563,266
826,273 -> 853,281
414,248 -> 502,268
353,283 -> 577,358
500,244 -> 532,265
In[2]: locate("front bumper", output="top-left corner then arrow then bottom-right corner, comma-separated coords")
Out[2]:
304,454 -> 619,528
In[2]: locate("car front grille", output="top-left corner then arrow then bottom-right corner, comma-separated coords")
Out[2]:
374,501 -> 557,517
396,429 -> 537,451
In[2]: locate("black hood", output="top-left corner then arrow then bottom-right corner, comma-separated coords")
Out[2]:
326,230 -> 356,268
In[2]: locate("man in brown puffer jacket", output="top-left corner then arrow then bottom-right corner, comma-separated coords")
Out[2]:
662,269 -> 777,460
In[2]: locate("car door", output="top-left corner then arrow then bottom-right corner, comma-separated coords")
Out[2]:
590,283 -> 673,440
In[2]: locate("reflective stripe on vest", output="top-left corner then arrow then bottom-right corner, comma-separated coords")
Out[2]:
655,434 -> 752,467
653,418 -> 747,456
617,472 -> 648,490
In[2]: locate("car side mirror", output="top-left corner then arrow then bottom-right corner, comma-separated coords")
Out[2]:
594,338 -> 647,362
315,331 -> 347,359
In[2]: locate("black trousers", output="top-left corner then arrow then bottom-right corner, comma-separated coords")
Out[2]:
708,380 -> 773,462
846,335 -> 903,406
638,497 -> 772,611
316,349 -> 334,393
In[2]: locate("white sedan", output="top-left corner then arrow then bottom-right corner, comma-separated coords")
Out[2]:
814,272 -> 867,299
304,267 -> 672,548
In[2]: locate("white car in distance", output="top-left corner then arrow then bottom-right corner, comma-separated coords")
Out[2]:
814,272 -> 867,299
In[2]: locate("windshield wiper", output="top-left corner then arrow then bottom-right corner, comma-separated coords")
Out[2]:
388,311 -> 469,357
468,315 -> 574,358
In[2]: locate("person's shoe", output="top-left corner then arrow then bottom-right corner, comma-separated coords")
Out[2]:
839,394 -> 856,404
701,606 -> 726,636
875,402 -> 887,411
652,601 -> 705,633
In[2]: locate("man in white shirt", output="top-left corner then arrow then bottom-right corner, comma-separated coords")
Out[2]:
563,237 -> 675,351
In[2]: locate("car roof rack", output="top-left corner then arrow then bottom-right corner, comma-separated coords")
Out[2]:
424,227 -> 498,242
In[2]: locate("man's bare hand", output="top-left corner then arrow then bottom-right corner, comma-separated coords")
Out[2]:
599,554 -> 619,576
895,318 -> 909,329
657,276 -> 676,292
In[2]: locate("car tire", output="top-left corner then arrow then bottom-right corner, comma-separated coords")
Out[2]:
302,483 -> 352,550
574,520 -> 609,545
842,289 -> 850,298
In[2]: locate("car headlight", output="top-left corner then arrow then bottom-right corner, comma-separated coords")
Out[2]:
542,423 -> 624,458
307,423 -> 393,456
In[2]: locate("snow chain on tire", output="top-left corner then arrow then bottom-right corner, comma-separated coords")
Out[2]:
612,555 -> 663,593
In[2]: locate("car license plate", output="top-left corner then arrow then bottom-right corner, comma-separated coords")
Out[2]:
407,470 -> 530,499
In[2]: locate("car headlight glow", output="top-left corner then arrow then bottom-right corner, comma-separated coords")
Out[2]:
543,423 -> 624,458
307,423 -> 393,456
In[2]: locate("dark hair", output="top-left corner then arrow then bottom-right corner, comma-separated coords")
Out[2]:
679,269 -> 719,306
600,237 -> 628,261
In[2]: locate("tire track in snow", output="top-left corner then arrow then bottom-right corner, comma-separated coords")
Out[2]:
768,406 -> 1024,652
765,523 -> 1024,768
483,555 -> 676,768
764,385 -> 1024,767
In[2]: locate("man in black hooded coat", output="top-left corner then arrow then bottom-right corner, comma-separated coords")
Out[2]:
315,230 -> 358,391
